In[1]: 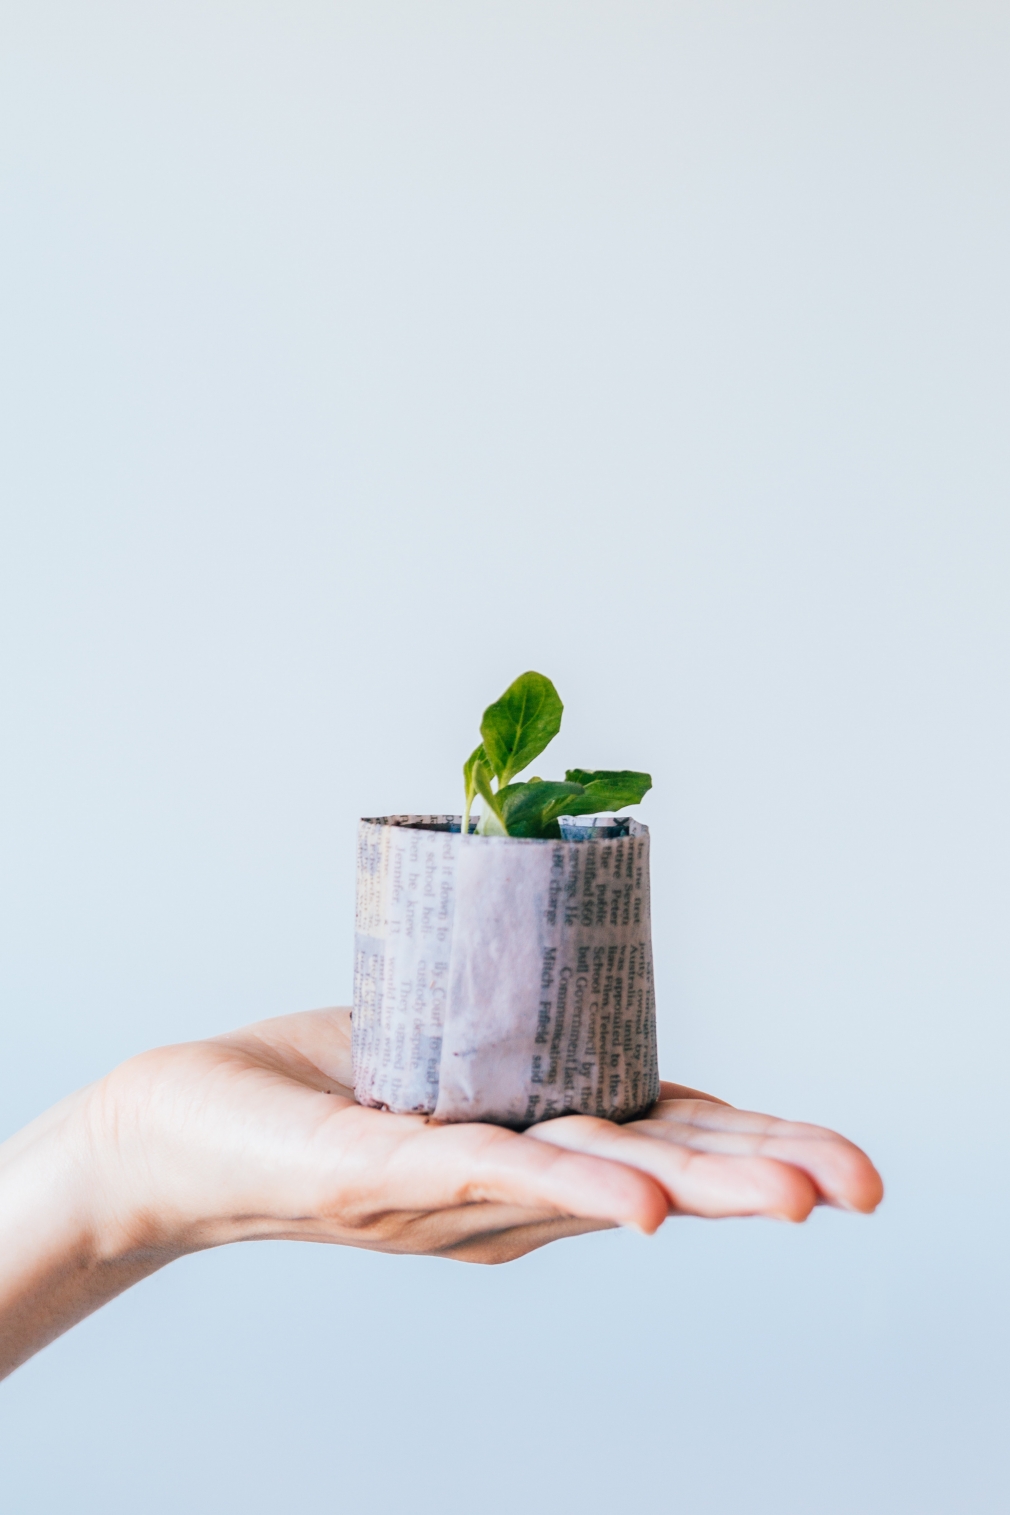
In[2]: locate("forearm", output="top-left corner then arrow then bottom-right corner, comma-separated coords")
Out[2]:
0,1090 -> 177,1382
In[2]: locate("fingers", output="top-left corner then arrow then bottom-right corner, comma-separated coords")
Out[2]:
525,1115 -> 820,1221
637,1101 -> 884,1213
659,1081 -> 730,1105
319,1107 -> 671,1236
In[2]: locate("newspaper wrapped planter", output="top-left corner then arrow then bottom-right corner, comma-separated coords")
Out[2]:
352,814 -> 660,1128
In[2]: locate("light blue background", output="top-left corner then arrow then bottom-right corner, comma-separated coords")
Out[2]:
1,4 -> 1007,1511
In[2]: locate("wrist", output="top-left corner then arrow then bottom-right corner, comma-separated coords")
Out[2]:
0,1083 -> 182,1380
75,1060 -> 199,1265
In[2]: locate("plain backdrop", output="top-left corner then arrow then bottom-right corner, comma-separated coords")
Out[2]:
1,3 -> 1008,1511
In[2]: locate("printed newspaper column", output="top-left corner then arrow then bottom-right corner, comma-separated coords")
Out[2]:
352,816 -> 457,1114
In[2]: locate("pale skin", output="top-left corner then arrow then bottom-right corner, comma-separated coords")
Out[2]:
0,1008 -> 883,1382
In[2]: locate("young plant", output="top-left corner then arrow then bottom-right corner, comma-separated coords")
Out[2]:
461,671 -> 651,840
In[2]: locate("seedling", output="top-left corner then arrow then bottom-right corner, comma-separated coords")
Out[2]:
462,671 -> 651,839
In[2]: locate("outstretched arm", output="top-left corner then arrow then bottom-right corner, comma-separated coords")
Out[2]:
0,1008 -> 882,1381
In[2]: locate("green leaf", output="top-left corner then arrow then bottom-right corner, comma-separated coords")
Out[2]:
497,780 -> 587,839
472,757 -> 508,836
480,672 -> 563,787
460,674 -> 652,841
461,743 -> 487,834
562,769 -> 652,816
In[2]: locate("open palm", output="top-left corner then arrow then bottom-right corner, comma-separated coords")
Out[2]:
88,1008 -> 882,1267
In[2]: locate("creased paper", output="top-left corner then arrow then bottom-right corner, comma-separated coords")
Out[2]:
352,815 -> 660,1127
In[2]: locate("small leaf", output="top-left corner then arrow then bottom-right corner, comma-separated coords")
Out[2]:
473,758 -> 508,836
464,745 -> 487,795
562,769 -> 652,816
480,672 -> 563,787
461,743 -> 487,834
498,780 -> 586,838
476,809 -> 508,837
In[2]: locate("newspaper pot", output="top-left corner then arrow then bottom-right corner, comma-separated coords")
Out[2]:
352,814 -> 660,1128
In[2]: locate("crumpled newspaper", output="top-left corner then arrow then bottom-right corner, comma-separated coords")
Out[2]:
352,815 -> 660,1127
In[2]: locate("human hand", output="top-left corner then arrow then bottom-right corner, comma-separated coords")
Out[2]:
86,1007 -> 882,1266
0,1006 -> 882,1379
